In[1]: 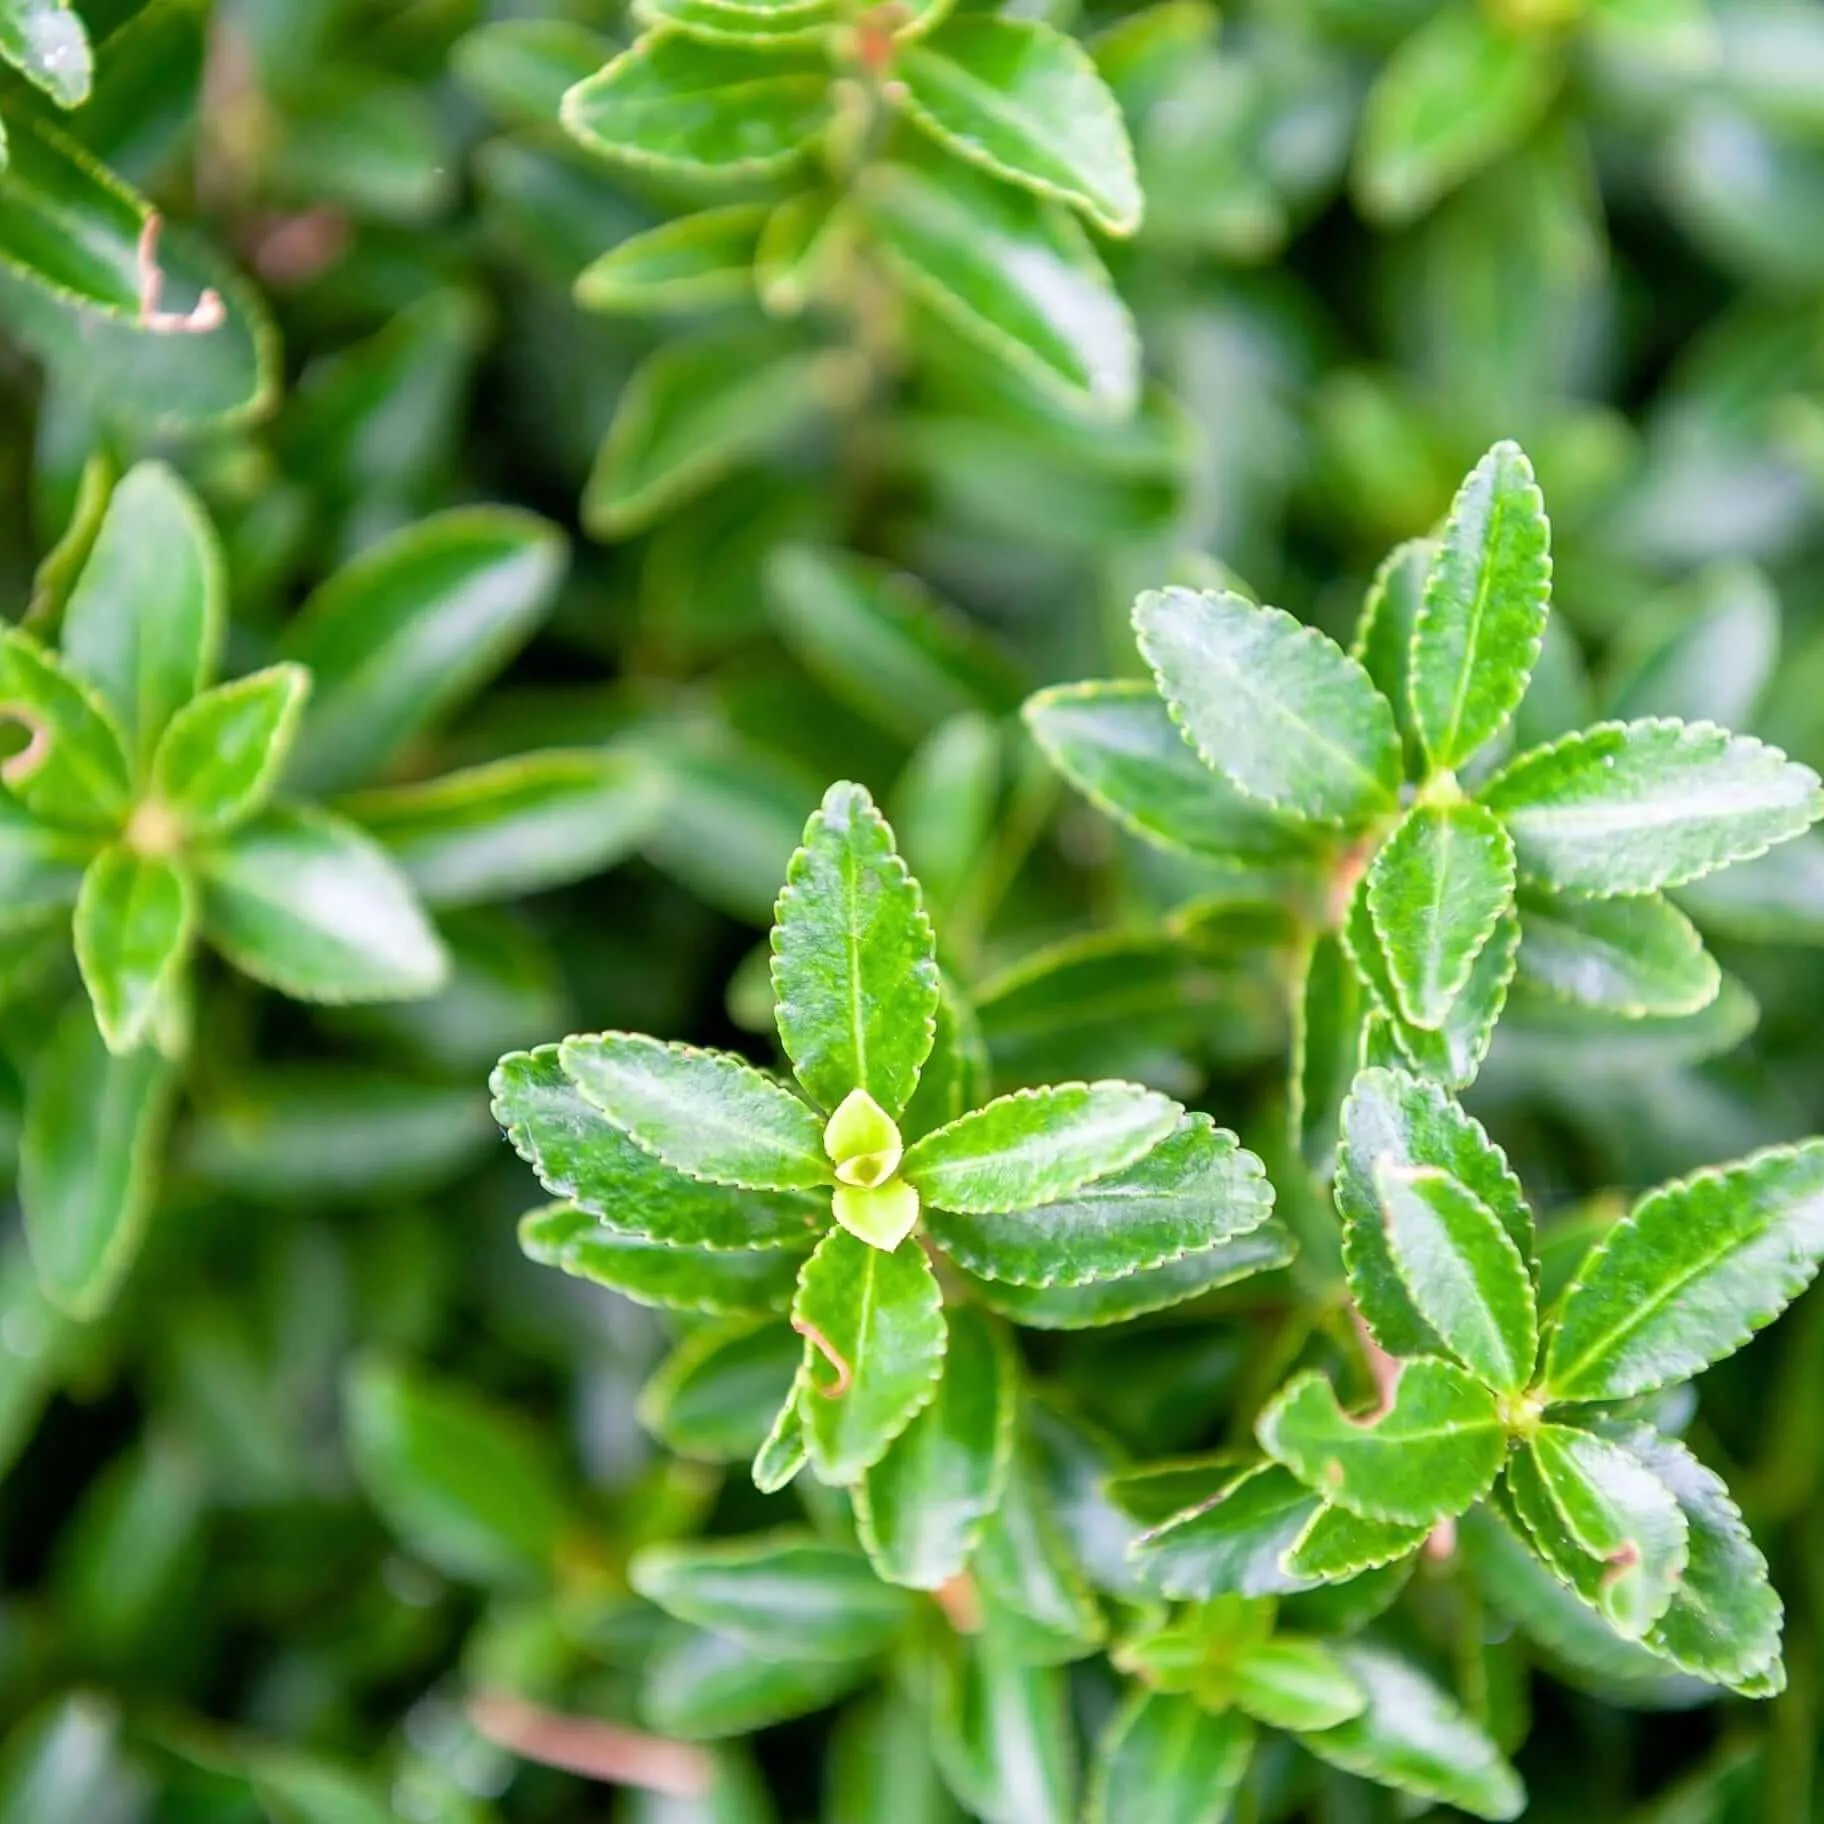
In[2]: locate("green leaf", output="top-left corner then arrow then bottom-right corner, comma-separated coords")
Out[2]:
1482,719 -> 1823,896
1299,1645 -> 1525,1821
561,34 -> 828,179
20,997 -> 173,1318
1351,537 -> 1435,755
929,1633 -> 1077,1824
924,1112 -> 1272,1286
281,507 -> 566,796
1515,887 -> 1720,1017
894,17 -> 1141,235
1233,1637 -> 1367,1733
558,1032 -> 830,1191
343,1358 -> 568,1588
1542,1138 -> 1824,1403
196,808 -> 448,1003
1608,562 -> 1779,731
0,627 -> 130,831
1409,441 -> 1552,770
0,119 -> 276,433
1376,1162 -> 1537,1394
491,1046 -> 826,1249
1336,1066 -> 1533,1358
60,462 -> 222,768
771,780 -> 939,1119
1283,1502 -> 1432,1583
0,0 -> 91,106
1506,1425 -> 1687,1639
637,0 -> 836,47
861,154 -> 1137,419
1601,1422 -> 1784,1693
644,1625 -> 871,1740
827,1692 -> 973,1824
585,328 -> 844,537
903,1081 -> 1179,1215
1366,801 -> 1517,1029
1133,587 -> 1401,829
150,665 -> 310,839
631,1531 -> 912,1661
768,545 -> 1021,743
0,794 -> 93,934
752,1377 -> 809,1492
518,1203 -> 809,1315
639,1319 -> 803,1463
792,1228 -> 946,1485
972,1433 -> 1106,1664
966,1222 -> 1294,1330
451,19 -> 612,125
342,749 -> 662,908
855,1305 -> 1014,1589
1086,1693 -> 1252,1824
1353,2 -> 1561,225
1257,1358 -> 1506,1526
575,205 -> 767,315
1022,680 -> 1317,862
72,846 -> 194,1057
1129,1463 -> 1320,1600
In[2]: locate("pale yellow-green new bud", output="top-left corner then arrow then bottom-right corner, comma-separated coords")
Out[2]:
833,1179 -> 921,1251
823,1087 -> 903,1189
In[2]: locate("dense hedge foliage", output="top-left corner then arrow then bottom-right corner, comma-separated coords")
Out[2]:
5,1 -> 1824,1819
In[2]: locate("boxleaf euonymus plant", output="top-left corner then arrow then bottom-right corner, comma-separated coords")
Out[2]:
494,778 -> 1283,1497
473,0 -> 1143,537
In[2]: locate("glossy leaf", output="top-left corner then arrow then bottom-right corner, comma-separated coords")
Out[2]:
0,628 -> 130,831
1377,1162 -> 1537,1394
575,205 -> 767,314
1233,1636 -> 1367,1733
639,1319 -> 804,1463
644,1626 -> 871,1740
1365,801 -> 1516,1029
1022,680 -> 1316,862
929,1633 -> 1077,1824
561,35 -> 829,179
1336,1066 -> 1532,1358
491,1046 -> 826,1249
558,1032 -> 830,1191
1086,1693 -> 1252,1824
1515,887 -> 1720,1017
0,795 -> 88,934
1351,537 -> 1434,752
638,0 -> 836,47
1410,440 -> 1552,770
771,780 -> 939,1118
1257,1358 -> 1506,1526
792,1228 -> 946,1485
281,508 -> 565,795
856,1305 -> 1014,1589
343,1358 -> 568,1588
518,1203 -> 808,1315
60,461 -> 222,767
1482,718 -> 1823,896
1130,1463 -> 1320,1600
924,1112 -> 1272,1286
151,664 -> 309,839
73,846 -> 194,1057
1299,1645 -> 1524,1821
0,0 -> 91,106
1542,1138 -> 1824,1403
343,749 -> 662,908
20,998 -> 173,1318
862,154 -> 1137,419
895,17 -> 1141,235
1133,587 -> 1401,828
1507,1425 -> 1687,1640
631,1531 -> 912,1660
1282,1501 -> 1432,1583
196,809 -> 448,1004
902,1081 -> 1180,1215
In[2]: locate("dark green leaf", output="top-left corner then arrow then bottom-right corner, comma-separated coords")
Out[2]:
1483,719 -> 1822,896
1257,1358 -> 1505,1526
639,1319 -> 804,1463
895,17 -> 1141,235
929,1633 -> 1077,1824
451,19 -> 613,125
1515,887 -> 1720,1017
771,779 -> 939,1118
0,794 -> 91,934
1542,1138 -> 1824,1403
0,627 -> 130,831
1409,440 -> 1552,770
558,1032 -> 830,1191
20,997 -> 173,1318
1133,587 -> 1401,829
197,808 -> 448,1003
1130,1462 -> 1319,1600
1351,537 -> 1434,753
792,1228 -> 946,1484
644,1625 -> 872,1740
1086,1692 -> 1252,1824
